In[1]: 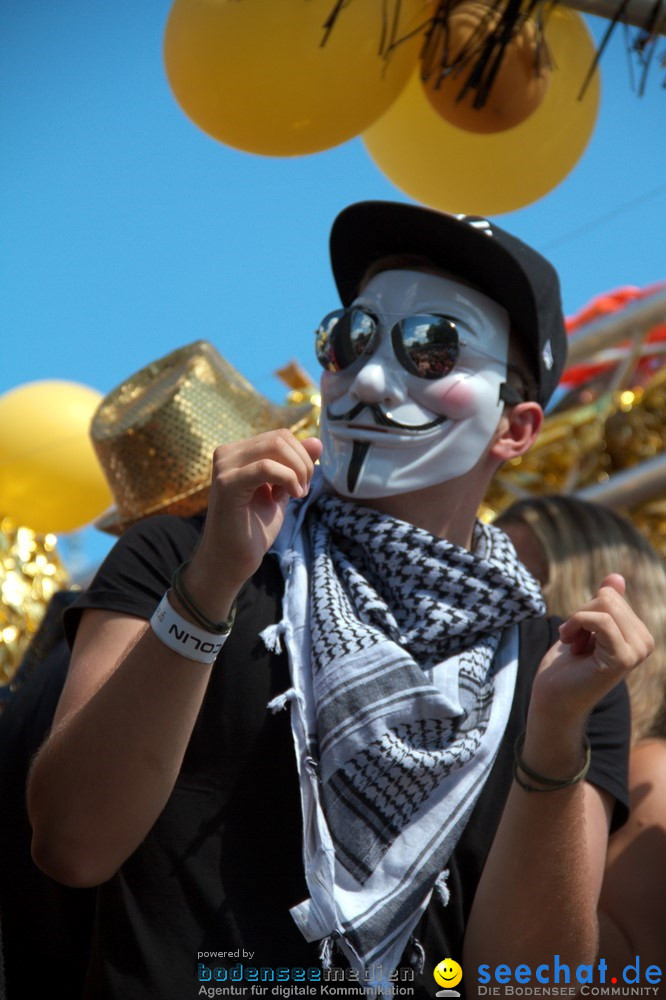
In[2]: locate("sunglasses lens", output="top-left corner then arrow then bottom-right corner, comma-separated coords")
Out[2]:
396,314 -> 459,379
345,308 -> 377,364
315,308 -> 377,371
315,309 -> 345,370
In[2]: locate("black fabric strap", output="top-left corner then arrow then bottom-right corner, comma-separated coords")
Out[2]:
171,561 -> 236,635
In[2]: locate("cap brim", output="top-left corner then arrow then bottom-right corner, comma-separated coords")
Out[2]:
330,199 -> 538,357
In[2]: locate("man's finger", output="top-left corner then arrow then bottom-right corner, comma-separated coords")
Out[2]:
213,430 -> 318,494
559,608 -> 653,673
597,573 -> 625,597
221,459 -> 306,502
302,436 -> 323,464
561,578 -> 650,649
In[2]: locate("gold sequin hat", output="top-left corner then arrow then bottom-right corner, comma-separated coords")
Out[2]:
92,340 -> 314,535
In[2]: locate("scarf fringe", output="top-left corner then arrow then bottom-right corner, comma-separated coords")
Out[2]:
435,869 -> 451,907
260,621 -> 285,654
267,687 -> 297,714
319,935 -> 336,969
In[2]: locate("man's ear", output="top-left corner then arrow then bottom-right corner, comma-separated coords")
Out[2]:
490,401 -> 543,462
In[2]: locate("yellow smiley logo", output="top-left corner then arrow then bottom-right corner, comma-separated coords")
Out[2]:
434,958 -> 463,989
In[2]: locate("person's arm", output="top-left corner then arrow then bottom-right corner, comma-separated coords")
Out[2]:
598,739 -> 666,968
27,429 -> 322,888
463,575 -> 653,995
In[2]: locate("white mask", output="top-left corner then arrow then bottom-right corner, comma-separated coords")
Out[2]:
318,270 -> 510,497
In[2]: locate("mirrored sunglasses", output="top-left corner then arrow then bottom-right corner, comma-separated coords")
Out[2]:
315,307 -> 465,381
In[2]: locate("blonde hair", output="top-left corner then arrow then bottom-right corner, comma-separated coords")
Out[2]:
497,495 -> 666,742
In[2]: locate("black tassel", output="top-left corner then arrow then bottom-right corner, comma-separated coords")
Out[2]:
578,0 -> 632,99
423,0 -> 547,111
320,0 -> 346,48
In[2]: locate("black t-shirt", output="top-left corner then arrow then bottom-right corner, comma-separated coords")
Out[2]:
64,513 -> 630,1000
0,593 -> 95,1000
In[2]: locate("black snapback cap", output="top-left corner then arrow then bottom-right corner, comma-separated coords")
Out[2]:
329,201 -> 567,409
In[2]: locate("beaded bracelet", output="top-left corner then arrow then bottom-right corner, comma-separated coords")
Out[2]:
513,731 -> 591,793
171,560 -> 237,635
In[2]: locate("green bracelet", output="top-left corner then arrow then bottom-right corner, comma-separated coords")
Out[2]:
171,561 -> 237,635
513,731 -> 591,793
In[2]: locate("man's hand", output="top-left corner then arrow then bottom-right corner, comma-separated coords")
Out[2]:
183,429 -> 322,620
530,574 -> 654,726
464,576 -> 651,986
28,429 -> 322,886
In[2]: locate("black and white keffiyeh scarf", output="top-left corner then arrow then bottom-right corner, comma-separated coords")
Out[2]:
268,482 -> 545,986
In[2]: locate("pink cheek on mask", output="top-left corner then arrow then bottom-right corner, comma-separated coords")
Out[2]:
422,378 -> 479,420
320,370 -> 349,402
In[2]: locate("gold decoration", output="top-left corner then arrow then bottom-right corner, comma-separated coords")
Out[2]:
0,519 -> 70,702
484,344 -> 666,558
482,396 -> 614,522
632,500 -> 666,561
275,361 -> 321,441
604,368 -> 666,470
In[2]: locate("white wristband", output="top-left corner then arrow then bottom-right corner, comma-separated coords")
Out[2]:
150,592 -> 230,664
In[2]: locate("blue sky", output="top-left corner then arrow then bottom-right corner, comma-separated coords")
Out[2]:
1,1 -> 664,574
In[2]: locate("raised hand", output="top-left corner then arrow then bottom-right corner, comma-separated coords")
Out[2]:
530,574 -> 654,725
181,429 -> 322,620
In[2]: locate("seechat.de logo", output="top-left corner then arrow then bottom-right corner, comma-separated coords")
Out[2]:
434,958 -> 463,997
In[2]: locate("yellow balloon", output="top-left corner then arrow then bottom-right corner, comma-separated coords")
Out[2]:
164,0 -> 433,156
0,380 -> 113,535
423,1 -> 551,134
363,6 -> 600,215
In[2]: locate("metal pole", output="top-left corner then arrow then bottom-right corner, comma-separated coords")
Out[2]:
566,289 -> 666,367
558,0 -> 666,34
575,452 -> 666,508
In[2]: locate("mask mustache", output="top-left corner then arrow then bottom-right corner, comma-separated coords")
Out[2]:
325,401 -> 446,432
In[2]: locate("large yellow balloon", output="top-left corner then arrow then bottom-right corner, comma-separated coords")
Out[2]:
164,0 -> 433,156
0,381 -> 113,535
363,6 -> 600,215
